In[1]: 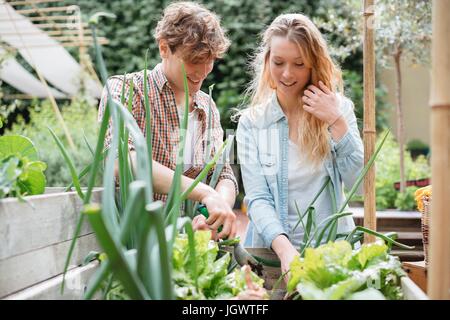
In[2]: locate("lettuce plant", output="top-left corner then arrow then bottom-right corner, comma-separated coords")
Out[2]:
0,135 -> 46,199
288,240 -> 406,300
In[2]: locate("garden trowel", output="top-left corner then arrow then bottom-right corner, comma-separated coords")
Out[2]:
197,204 -> 265,276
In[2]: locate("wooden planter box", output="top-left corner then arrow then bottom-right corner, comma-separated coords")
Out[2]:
0,189 -> 428,300
0,188 -> 102,300
245,248 -> 428,300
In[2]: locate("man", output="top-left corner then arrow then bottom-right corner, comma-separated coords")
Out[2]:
98,2 -> 238,239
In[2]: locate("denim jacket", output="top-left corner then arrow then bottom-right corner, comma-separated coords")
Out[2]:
236,93 -> 364,248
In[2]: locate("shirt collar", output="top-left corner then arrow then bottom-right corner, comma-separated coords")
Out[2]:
269,92 -> 287,123
152,63 -> 168,93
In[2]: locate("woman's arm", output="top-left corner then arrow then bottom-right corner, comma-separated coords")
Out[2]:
272,234 -> 300,281
236,113 -> 286,248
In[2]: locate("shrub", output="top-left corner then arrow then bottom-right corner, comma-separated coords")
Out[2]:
394,186 -> 420,211
375,131 -> 430,210
5,97 -> 99,187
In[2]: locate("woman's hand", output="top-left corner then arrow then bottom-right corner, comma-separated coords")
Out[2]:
192,215 -> 218,239
301,81 -> 342,126
192,214 -> 209,231
271,235 -> 300,284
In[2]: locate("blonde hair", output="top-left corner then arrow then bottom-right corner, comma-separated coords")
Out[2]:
245,13 -> 343,165
154,2 -> 230,63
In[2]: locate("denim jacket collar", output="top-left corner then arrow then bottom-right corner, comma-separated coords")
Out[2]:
269,92 -> 287,124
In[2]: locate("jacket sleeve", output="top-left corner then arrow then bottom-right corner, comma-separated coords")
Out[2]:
236,114 -> 287,248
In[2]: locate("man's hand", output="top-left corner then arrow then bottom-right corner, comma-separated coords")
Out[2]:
200,190 -> 237,240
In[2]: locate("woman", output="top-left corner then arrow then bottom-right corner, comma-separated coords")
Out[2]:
236,14 -> 364,275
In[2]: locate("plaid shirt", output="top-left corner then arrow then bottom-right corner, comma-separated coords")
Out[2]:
98,63 -> 238,202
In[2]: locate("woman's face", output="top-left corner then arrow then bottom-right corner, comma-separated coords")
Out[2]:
269,36 -> 312,99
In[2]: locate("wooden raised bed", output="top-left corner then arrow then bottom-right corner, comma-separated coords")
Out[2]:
0,188 -> 102,300
0,187 -> 428,300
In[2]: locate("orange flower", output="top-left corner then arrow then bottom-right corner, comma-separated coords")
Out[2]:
415,185 -> 432,212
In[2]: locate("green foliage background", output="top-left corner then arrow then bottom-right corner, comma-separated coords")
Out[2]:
375,131 -> 430,210
2,0 -> 396,190
5,98 -> 99,187
58,0 -> 390,131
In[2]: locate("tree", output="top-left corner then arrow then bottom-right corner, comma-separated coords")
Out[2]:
315,0 -> 432,194
374,0 -> 431,193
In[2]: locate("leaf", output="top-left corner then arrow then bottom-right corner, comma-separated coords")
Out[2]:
83,204 -> 149,300
18,161 -> 46,196
0,135 -> 38,161
48,127 -> 84,200
290,241 -> 352,291
346,288 -> 386,300
347,241 -> 388,270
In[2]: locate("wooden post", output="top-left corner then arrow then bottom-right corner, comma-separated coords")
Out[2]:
363,0 -> 376,243
428,0 -> 450,300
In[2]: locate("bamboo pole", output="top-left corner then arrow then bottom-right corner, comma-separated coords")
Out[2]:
32,22 -> 89,29
17,6 -> 75,15
363,0 -> 376,243
0,15 -> 77,22
428,0 -> 450,300
12,39 -> 109,49
7,0 -> 61,6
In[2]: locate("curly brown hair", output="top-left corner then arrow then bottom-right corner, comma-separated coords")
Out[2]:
154,2 -> 230,63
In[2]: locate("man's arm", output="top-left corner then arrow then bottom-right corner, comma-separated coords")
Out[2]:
114,151 -> 237,239
215,179 -> 236,208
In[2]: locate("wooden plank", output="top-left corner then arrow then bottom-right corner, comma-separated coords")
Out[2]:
401,277 -> 429,300
0,233 -> 99,298
0,189 -> 102,260
3,262 -> 99,300
429,0 -> 450,300
402,261 -> 427,293
391,250 -> 424,262
17,6 -> 78,15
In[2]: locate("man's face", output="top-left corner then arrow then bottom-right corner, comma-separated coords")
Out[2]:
160,41 -> 214,97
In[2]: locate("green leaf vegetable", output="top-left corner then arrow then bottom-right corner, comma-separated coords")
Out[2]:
172,230 -> 265,300
288,240 -> 406,300
0,135 -> 47,199
102,230 -> 267,300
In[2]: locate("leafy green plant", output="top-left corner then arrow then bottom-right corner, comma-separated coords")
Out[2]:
375,131 -> 430,210
0,135 -> 46,199
169,230 -> 264,299
406,139 -> 429,151
5,97 -> 99,187
394,186 -> 419,211
288,240 -> 406,300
